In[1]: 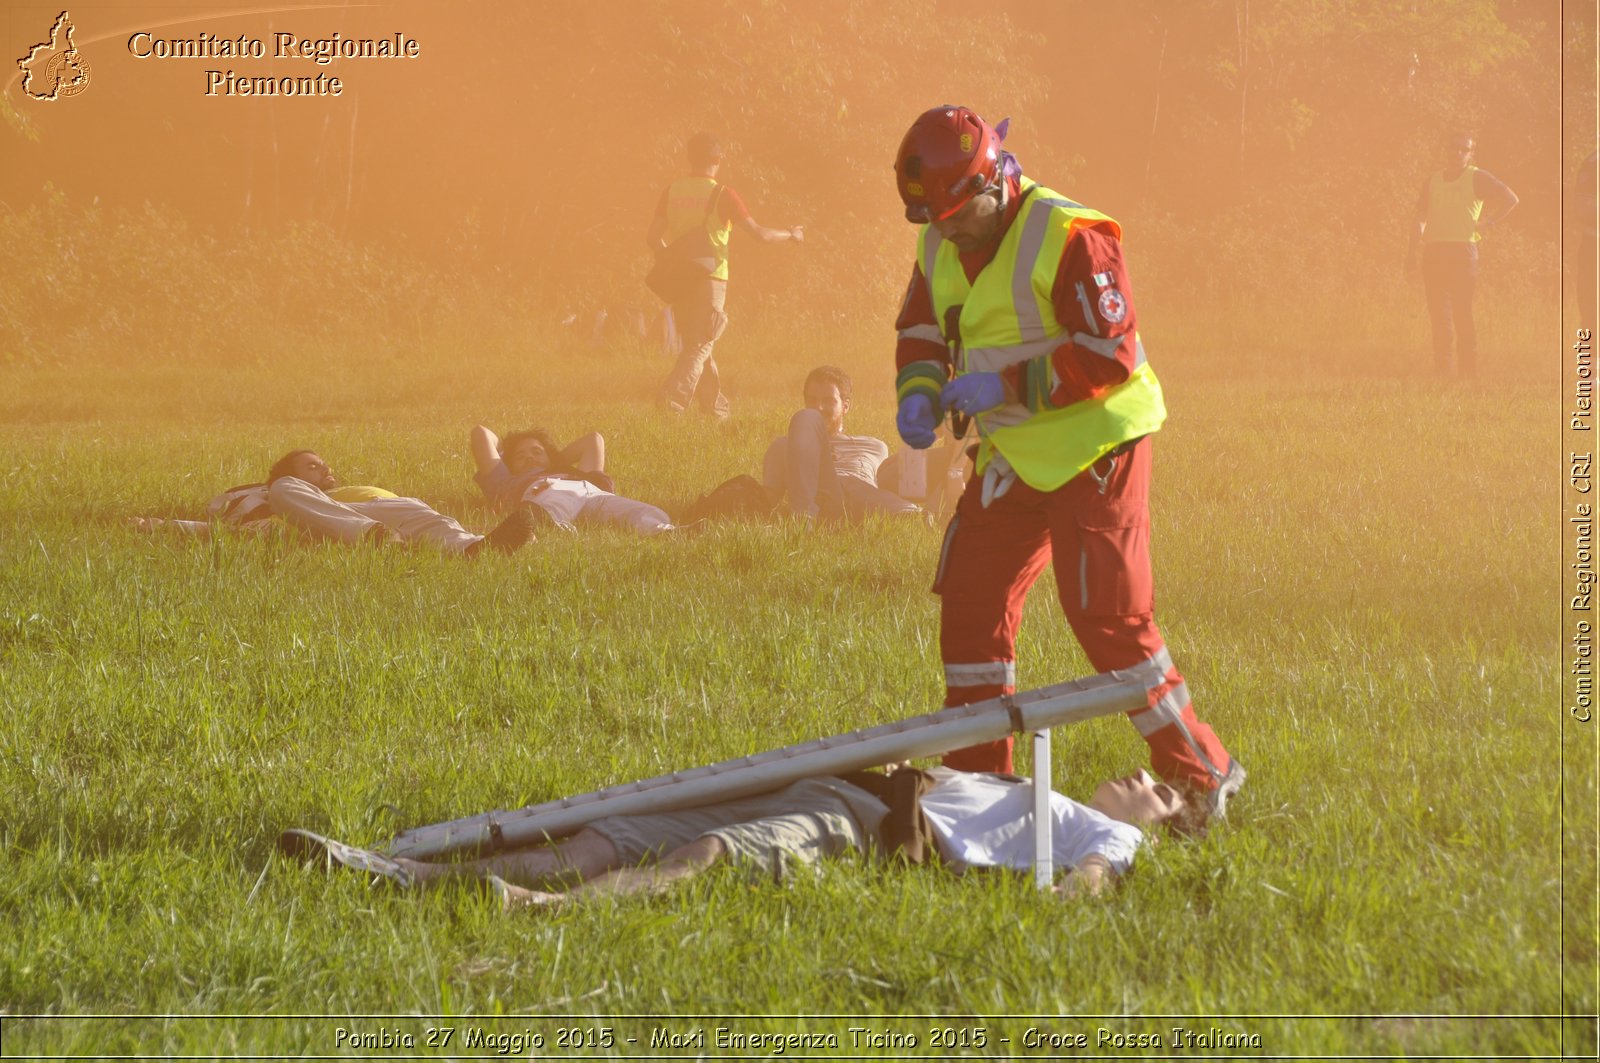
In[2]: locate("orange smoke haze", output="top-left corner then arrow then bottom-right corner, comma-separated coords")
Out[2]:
0,0 -> 1585,369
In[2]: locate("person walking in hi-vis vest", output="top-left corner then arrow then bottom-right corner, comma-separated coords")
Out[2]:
648,131 -> 805,419
1404,131 -> 1519,377
891,105 -> 1244,820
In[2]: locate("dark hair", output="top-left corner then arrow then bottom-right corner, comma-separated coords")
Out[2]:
1158,796 -> 1211,840
499,428 -> 570,473
687,131 -> 723,169
267,449 -> 317,484
803,365 -> 852,400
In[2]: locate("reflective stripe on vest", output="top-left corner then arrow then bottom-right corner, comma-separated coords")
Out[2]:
1424,166 -> 1483,244
916,180 -> 1168,492
664,176 -> 733,280
899,323 -> 945,346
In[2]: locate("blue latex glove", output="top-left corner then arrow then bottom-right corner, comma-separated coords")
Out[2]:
941,373 -> 1006,416
896,393 -> 939,450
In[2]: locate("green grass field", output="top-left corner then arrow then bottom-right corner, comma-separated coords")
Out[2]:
0,323 -> 1589,1058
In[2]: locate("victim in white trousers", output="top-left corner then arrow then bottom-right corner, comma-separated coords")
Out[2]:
268,477 -> 482,554
524,478 -> 674,536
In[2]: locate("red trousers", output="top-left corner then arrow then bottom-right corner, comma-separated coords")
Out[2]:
933,438 -> 1231,790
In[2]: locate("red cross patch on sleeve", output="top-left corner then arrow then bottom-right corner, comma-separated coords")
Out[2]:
1097,288 -> 1128,324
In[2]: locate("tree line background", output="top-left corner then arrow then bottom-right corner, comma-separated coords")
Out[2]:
0,0 -> 1587,371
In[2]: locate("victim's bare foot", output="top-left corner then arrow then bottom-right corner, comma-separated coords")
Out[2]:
485,874 -> 566,913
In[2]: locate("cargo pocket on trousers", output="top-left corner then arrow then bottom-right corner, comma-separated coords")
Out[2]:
1075,509 -> 1153,617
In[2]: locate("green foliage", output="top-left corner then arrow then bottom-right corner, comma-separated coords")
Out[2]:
0,191 -> 529,368
0,89 -> 36,142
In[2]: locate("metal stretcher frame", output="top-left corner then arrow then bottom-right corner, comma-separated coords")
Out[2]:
386,671 -> 1149,887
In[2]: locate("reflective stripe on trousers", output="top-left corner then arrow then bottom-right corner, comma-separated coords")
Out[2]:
944,660 -> 1016,688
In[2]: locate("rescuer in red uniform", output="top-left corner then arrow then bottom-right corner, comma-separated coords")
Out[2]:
891,105 -> 1244,818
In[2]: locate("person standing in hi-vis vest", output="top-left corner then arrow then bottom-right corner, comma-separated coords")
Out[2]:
648,131 -> 805,419
1404,132 -> 1519,377
891,105 -> 1244,819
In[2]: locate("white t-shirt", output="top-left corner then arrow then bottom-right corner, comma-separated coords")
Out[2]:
918,767 -> 1144,876
829,433 -> 890,485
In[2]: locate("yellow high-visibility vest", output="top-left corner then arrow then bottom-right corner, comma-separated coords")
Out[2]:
664,176 -> 732,280
918,180 -> 1167,491
1424,166 -> 1483,244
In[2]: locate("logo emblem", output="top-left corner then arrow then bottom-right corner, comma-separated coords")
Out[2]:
906,181 -> 924,197
959,133 -> 974,153
1097,288 -> 1127,324
17,11 -> 91,101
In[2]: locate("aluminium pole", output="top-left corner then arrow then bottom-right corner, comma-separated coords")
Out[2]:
387,671 -> 1148,860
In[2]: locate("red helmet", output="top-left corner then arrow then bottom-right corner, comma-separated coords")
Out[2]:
894,105 -> 1003,223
